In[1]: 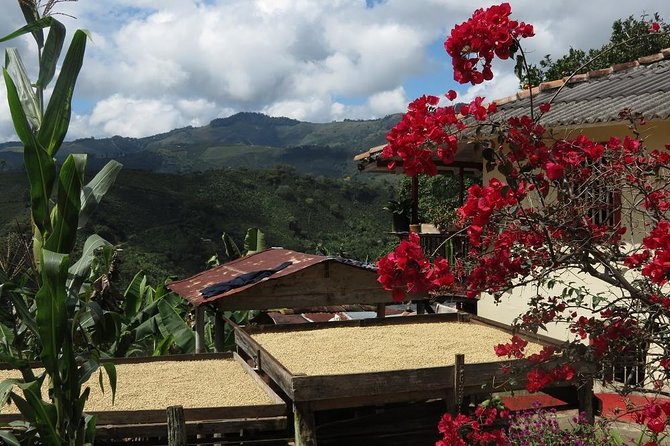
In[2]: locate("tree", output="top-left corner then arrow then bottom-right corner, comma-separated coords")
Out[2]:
524,13 -> 670,86
379,3 -> 670,443
0,1 -> 121,443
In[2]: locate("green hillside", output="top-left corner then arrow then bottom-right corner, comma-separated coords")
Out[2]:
1,168 -> 396,285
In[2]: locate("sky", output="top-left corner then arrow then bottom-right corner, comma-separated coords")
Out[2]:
1,0 -> 670,142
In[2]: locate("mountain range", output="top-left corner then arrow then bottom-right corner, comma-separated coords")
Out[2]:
0,112 -> 401,177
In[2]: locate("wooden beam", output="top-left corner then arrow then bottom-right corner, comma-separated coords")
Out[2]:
167,405 -> 186,446
293,402 -> 317,446
376,303 -> 386,318
95,417 -> 288,441
195,306 -> 205,353
214,311 -> 226,352
453,354 -> 465,414
233,352 -> 286,406
233,325 -> 296,399
578,378 -> 595,424
242,313 -> 460,335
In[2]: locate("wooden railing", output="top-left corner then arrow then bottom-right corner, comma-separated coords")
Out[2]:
418,231 -> 469,260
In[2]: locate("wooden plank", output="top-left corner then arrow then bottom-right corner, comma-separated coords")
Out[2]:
90,403 -> 288,425
233,325 -> 296,399
215,291 -> 393,310
310,389 -> 447,411
291,366 -> 454,402
95,416 -> 288,439
0,352 -> 233,370
469,315 -> 563,347
233,352 -> 286,406
242,313 -> 461,335
294,402 -> 317,446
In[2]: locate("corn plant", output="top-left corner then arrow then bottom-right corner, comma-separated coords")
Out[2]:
0,1 -> 121,444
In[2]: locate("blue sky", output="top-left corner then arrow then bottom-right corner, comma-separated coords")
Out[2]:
1,0 -> 670,141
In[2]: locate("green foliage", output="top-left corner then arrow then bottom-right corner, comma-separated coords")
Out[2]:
522,13 -> 670,86
8,166 -> 391,285
399,174 -> 478,229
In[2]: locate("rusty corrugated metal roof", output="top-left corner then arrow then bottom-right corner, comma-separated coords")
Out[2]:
168,248 -> 375,307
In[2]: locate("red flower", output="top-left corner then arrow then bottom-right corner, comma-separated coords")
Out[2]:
650,22 -> 661,32
446,89 -> 458,101
647,417 -> 666,434
539,102 -> 551,113
382,95 -> 463,176
544,162 -> 564,180
377,233 -> 454,302
445,3 -> 534,85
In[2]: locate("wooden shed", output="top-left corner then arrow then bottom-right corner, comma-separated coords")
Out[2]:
168,248 -> 391,311
167,248 -> 404,352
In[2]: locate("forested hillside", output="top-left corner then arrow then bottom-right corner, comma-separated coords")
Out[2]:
0,167 -> 396,284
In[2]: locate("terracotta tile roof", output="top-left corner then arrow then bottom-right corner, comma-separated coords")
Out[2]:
491,48 -> 670,127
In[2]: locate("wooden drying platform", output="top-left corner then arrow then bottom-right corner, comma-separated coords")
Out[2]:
232,313 -> 597,446
0,353 -> 288,444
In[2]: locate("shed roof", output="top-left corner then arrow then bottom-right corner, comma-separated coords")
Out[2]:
168,248 -> 377,307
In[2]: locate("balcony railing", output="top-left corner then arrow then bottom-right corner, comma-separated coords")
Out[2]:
418,230 -> 469,261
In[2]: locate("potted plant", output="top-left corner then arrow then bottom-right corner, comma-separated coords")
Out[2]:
383,199 -> 412,232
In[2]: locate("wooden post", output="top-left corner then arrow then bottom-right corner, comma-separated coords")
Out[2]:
578,377 -> 595,424
167,405 -> 186,446
416,301 -> 425,315
195,306 -> 205,353
294,402 -> 317,446
214,311 -> 226,352
453,354 -> 465,414
375,303 -> 386,318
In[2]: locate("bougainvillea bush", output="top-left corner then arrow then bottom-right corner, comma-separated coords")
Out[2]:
377,2 -> 670,443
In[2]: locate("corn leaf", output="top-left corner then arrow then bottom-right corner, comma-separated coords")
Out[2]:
0,16 -> 52,44
35,250 -> 69,377
3,68 -> 55,234
38,29 -> 88,157
4,48 -> 41,129
36,18 -> 66,88
100,363 -> 116,405
16,381 -> 60,444
46,154 -> 86,254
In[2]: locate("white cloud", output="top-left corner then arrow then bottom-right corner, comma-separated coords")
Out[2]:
69,94 -> 221,138
2,0 -> 670,141
367,87 -> 408,116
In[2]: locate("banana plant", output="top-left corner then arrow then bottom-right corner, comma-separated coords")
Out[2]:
101,272 -> 195,357
0,2 -> 120,444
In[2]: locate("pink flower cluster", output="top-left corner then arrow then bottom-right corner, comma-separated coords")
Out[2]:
376,233 -> 454,302
382,93 -> 496,177
445,2 -> 534,85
